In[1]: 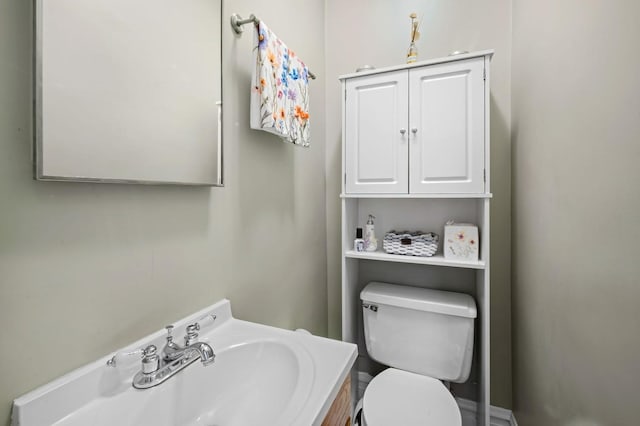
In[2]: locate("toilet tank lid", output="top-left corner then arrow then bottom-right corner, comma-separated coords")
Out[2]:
360,282 -> 477,318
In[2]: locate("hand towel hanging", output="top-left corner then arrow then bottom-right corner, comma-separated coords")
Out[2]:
250,20 -> 311,147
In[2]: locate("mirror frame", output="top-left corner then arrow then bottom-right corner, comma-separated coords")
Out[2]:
33,0 -> 224,186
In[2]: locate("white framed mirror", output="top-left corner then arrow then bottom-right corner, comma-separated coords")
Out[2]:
34,0 -> 223,186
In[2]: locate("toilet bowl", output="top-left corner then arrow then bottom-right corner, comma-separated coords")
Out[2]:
359,282 -> 476,426
362,368 -> 461,425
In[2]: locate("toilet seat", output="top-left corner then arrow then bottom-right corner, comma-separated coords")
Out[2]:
363,368 -> 461,426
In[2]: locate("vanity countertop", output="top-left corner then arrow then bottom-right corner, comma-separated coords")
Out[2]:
12,299 -> 357,426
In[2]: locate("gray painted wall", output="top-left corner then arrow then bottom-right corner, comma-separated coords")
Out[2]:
324,0 -> 513,408
0,0 -> 326,424
512,0 -> 640,424
10,1 -> 638,423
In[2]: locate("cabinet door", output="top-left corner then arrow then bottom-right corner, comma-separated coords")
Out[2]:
345,71 -> 409,194
409,57 -> 485,193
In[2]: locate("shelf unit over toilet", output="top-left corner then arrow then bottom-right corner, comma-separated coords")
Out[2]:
339,50 -> 493,426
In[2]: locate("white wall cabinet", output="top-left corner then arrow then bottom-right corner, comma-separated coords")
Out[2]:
345,56 -> 486,194
340,51 -> 493,426
344,71 -> 409,194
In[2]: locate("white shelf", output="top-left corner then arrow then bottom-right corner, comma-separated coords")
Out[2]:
341,52 -> 492,426
341,193 -> 492,199
344,250 -> 486,269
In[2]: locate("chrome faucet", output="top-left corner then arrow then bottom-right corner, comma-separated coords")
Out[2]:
132,322 -> 215,389
163,323 -> 216,365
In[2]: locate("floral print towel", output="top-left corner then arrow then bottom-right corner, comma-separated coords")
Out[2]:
250,20 -> 311,147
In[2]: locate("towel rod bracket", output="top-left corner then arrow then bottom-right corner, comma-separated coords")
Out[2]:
230,13 -> 257,35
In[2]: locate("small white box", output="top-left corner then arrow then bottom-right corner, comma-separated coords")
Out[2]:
444,222 -> 479,261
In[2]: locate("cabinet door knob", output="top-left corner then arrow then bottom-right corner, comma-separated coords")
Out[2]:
400,128 -> 406,135
411,128 -> 418,134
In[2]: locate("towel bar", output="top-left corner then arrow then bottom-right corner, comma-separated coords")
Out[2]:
230,13 -> 317,80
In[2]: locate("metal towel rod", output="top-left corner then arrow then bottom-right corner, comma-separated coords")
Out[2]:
230,13 -> 317,80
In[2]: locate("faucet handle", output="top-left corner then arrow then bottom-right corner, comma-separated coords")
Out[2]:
185,323 -> 200,346
106,348 -> 144,367
165,325 -> 174,343
196,314 -> 217,329
141,345 -> 160,374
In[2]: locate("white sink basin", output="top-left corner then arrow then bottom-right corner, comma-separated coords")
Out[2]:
13,300 -> 356,426
177,340 -> 314,426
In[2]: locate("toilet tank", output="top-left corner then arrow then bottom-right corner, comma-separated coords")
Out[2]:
361,282 -> 476,383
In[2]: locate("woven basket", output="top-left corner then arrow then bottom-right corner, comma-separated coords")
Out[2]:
383,231 -> 439,257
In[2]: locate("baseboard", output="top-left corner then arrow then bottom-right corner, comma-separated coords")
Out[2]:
457,397 -> 518,426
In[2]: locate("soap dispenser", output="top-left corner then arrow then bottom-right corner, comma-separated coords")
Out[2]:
364,214 -> 378,252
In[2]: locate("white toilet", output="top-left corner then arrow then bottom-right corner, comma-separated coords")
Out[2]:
359,282 -> 477,425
